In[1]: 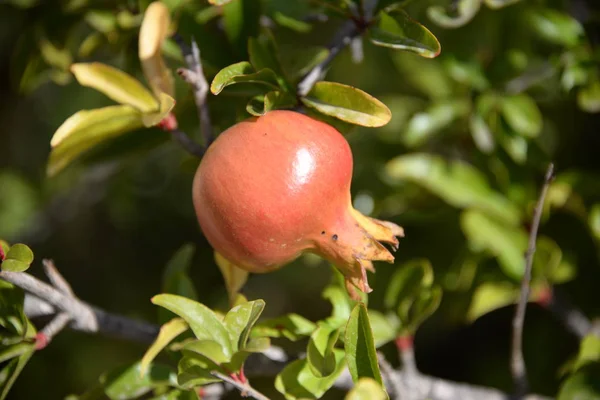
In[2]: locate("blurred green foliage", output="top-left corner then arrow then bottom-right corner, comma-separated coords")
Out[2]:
0,0 -> 599,399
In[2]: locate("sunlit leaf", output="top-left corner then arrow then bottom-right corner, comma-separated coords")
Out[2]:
223,300 -> 265,352
578,81 -> 600,113
367,310 -> 398,348
501,94 -> 542,138
461,209 -> 528,280
427,0 -> 481,29
302,82 -> 391,127
70,63 -> 158,113
47,105 -> 144,177
1,244 -> 34,273
369,7 -> 441,58
140,318 -> 189,378
345,303 -> 383,386
103,362 -> 176,400
208,0 -> 233,5
39,37 -> 72,71
557,363 -> 600,400
275,350 -> 346,400
483,0 -> 521,9
385,153 -> 521,224
467,282 -> 519,321
403,100 -> 470,147
469,113 -> 495,153
210,62 -> 280,95
139,1 -> 174,97
273,12 -> 312,33
528,9 -> 584,48
307,323 -> 340,378
151,294 -> 233,358
345,377 -> 388,400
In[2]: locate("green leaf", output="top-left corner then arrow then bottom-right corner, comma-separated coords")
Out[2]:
499,129 -> 528,165
367,310 -> 398,348
390,53 -> 452,99
39,37 -> 72,71
248,33 -> 290,91
210,62 -> 280,95
528,9 -> 584,48
251,313 -> 316,341
2,244 -> 34,273
461,209 -> 528,280
501,94 -> 542,138
427,0 -> 481,29
0,281 -> 28,339
345,303 -> 384,386
151,294 -> 233,358
140,318 -> 189,378
345,377 -> 388,400
469,113 -> 495,153
590,204 -> 600,241
578,81 -> 600,113
275,350 -> 346,400
246,91 -> 297,116
301,82 -> 391,127
0,346 -> 34,400
403,100 -> 470,147
385,259 -> 431,310
385,153 -> 521,224
0,342 -> 35,364
181,340 -> 230,367
160,244 -> 197,324
444,57 -> 490,91
307,323 -> 340,378
47,105 -> 144,177
103,362 -> 176,400
467,282 -> 519,321
484,0 -> 521,9
208,0 -> 233,5
558,363 -> 600,400
70,63 -> 158,113
572,335 -> 600,373
141,92 -> 176,128
273,12 -> 312,33
369,7 -> 441,58
322,268 -> 359,327
222,0 -> 261,58
223,299 -> 265,352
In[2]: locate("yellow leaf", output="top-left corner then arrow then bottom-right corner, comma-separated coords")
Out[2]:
140,318 -> 189,377
139,2 -> 175,98
71,62 -> 158,113
214,251 -> 249,307
141,92 -> 176,127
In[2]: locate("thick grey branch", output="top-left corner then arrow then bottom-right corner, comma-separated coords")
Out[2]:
0,264 -> 159,344
511,163 -> 555,397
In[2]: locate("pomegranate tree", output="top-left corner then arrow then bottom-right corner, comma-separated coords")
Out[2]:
193,110 -> 403,297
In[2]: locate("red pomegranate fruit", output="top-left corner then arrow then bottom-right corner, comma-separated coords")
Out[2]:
192,110 -> 403,297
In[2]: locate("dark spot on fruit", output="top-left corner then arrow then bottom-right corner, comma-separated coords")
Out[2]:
321,231 -> 326,235
332,234 -> 338,241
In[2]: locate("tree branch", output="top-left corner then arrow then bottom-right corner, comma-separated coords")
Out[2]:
175,35 -> 213,148
545,288 -> 592,339
511,163 -> 555,398
0,261 -> 159,345
210,371 -> 270,400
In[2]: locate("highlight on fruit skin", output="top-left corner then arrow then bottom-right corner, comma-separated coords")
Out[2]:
192,110 -> 404,298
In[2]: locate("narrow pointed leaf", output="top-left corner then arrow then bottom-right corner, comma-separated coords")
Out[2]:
210,62 -> 279,95
484,0 -> 521,9
345,303 -> 383,386
0,346 -> 34,400
369,8 -> 441,58
251,314 -> 316,341
528,9 -> 584,47
141,92 -> 176,127
103,362 -> 175,400
140,318 -> 189,378
467,282 -> 519,321
427,0 -> 481,29
301,82 -> 391,127
47,105 -> 144,177
71,63 -> 158,113
151,294 -> 232,358
578,81 -> 600,113
307,323 -> 340,378
139,1 -> 174,97
223,299 -> 265,352
215,252 -> 248,306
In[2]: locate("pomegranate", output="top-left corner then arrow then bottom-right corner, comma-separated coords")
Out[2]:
192,110 -> 403,297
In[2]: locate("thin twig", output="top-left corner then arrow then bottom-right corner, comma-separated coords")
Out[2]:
297,19 -> 362,96
171,128 -> 207,158
174,35 -> 213,148
42,259 -> 74,295
210,371 -> 271,400
511,163 -> 555,398
37,312 -> 71,349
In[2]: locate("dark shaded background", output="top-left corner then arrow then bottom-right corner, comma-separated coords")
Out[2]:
1,0 -> 600,398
